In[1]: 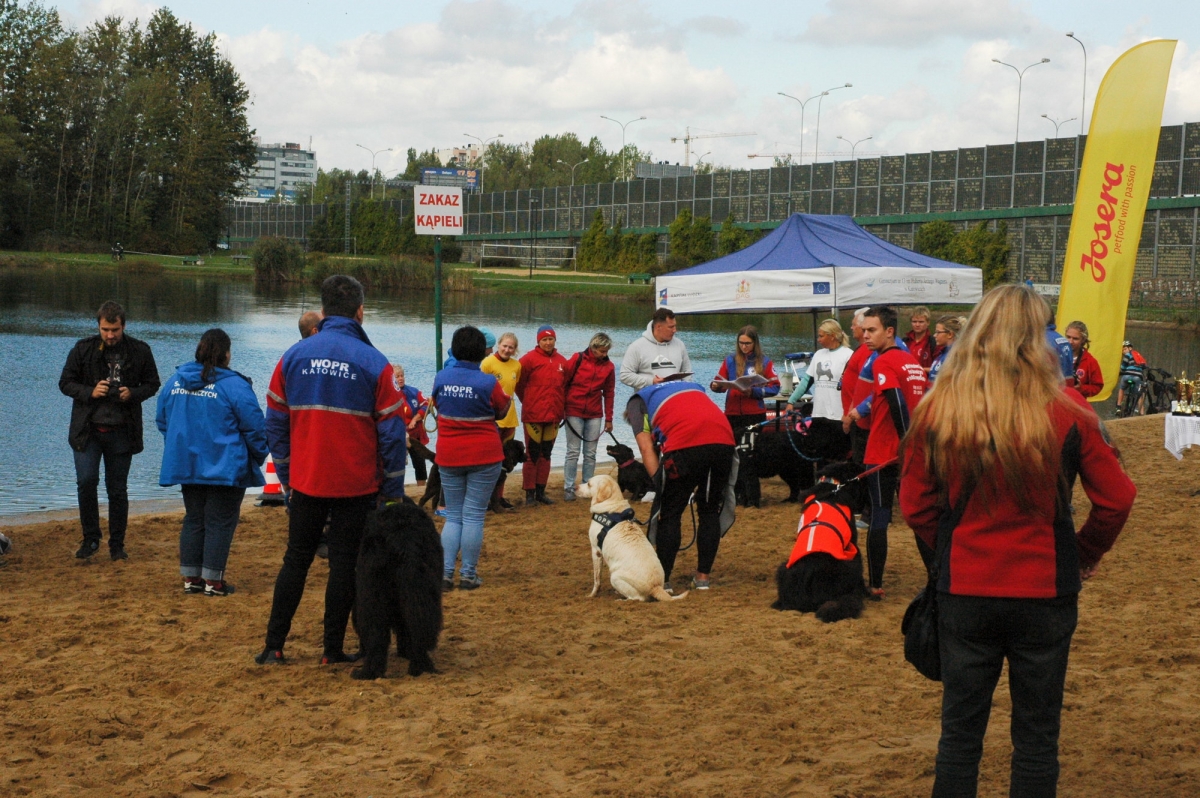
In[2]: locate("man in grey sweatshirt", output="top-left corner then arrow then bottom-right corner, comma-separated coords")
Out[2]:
619,307 -> 693,389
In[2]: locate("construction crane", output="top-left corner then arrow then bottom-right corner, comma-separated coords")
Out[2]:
670,127 -> 756,166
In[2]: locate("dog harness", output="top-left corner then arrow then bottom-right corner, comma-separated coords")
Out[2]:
592,507 -> 637,550
787,498 -> 858,566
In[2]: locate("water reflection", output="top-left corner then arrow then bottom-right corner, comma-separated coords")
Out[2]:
2,263 -> 1196,516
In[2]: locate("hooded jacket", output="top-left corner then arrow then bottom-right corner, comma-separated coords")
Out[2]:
563,349 -> 616,421
618,321 -> 693,390
156,361 -> 268,488
59,332 -> 160,453
516,346 -> 569,423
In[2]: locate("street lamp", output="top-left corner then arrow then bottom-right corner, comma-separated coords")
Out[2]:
836,135 -> 872,159
557,158 -> 589,186
355,144 -> 392,199
777,91 -> 827,165
695,152 -> 712,168
992,58 -> 1050,141
814,83 -> 852,164
1066,33 -> 1087,136
1040,114 -> 1077,139
528,195 -> 539,280
600,115 -> 647,181
463,133 -> 502,193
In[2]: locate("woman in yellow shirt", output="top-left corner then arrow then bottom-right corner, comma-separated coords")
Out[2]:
481,332 -> 521,510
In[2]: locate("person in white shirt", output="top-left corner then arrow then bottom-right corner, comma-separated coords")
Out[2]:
785,319 -> 854,422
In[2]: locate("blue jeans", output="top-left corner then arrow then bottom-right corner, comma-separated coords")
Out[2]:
73,428 -> 134,549
933,593 -> 1079,798
440,460 -> 503,580
180,485 -> 247,581
563,416 -> 603,494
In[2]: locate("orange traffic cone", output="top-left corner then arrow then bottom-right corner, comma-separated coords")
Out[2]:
256,454 -> 287,507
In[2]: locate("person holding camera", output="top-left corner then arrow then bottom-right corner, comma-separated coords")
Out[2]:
59,300 -> 160,561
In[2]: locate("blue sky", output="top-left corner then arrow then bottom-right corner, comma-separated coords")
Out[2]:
58,0 -> 1200,176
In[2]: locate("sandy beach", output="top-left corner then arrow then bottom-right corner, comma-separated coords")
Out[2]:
1,413 -> 1197,797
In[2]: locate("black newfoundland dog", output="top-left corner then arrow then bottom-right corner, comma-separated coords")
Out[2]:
351,499 -> 444,679
605,442 -> 654,501
771,460 -> 869,623
736,416 -> 851,507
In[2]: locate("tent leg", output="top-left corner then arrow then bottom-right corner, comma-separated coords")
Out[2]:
811,310 -> 818,347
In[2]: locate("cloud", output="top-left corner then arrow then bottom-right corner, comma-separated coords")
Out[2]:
219,1 -> 738,171
799,0 -> 1036,48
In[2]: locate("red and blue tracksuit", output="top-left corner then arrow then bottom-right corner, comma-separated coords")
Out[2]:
265,315 -> 409,498
432,362 -> 510,468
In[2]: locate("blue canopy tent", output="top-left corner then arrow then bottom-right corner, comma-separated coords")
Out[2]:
654,213 -> 983,314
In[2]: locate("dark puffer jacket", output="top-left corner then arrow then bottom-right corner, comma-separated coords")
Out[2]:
59,333 -> 161,453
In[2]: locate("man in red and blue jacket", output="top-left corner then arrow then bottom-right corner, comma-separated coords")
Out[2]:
256,275 -> 410,667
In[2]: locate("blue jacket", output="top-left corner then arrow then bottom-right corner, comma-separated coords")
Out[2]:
156,361 -> 268,488
1046,323 -> 1074,379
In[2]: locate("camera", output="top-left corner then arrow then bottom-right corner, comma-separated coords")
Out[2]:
106,361 -> 123,392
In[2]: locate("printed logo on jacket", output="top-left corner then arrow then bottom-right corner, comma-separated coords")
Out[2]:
302,358 -> 357,379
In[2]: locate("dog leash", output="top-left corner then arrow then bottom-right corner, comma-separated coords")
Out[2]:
751,412 -> 823,463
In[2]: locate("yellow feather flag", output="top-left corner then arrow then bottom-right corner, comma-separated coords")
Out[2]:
1056,40 -> 1176,402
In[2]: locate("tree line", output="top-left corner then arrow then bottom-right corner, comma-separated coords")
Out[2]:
0,1 -> 254,253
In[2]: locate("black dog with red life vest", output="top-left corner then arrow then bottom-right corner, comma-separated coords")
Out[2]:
771,460 -> 869,622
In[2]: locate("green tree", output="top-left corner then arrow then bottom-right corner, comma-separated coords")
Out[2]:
949,221 -> 1011,289
717,214 -> 750,256
577,210 -> 613,272
914,219 -> 957,260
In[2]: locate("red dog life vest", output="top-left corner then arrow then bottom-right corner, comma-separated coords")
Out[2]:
787,499 -> 858,567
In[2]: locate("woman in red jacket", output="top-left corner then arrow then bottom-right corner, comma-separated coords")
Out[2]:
709,325 -> 780,433
900,285 -> 1135,798
1065,320 -> 1104,398
562,333 -> 615,502
516,325 -> 569,506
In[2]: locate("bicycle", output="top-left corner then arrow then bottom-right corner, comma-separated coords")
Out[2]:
1117,376 -> 1144,418
1143,367 -> 1178,415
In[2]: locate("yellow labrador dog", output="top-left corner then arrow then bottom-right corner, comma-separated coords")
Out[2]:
575,475 -> 686,602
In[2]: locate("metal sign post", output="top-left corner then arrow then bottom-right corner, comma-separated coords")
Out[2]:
434,235 -> 443,370
413,185 -> 463,372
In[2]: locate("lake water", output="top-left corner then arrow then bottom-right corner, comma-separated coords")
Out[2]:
2,265 -> 1197,517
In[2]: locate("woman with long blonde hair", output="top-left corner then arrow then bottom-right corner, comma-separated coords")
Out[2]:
899,285 -> 1136,797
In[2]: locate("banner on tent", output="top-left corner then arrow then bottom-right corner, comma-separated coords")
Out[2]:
656,269 -> 837,313
655,267 -> 981,314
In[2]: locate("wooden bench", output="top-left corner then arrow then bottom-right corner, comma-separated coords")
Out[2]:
231,254 -> 250,264
181,257 -> 200,266
628,273 -> 653,284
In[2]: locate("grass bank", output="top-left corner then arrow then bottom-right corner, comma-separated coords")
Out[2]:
458,265 -> 655,300
1,250 -> 254,277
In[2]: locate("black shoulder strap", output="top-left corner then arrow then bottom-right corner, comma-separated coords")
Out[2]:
930,482 -> 975,585
565,352 -> 586,389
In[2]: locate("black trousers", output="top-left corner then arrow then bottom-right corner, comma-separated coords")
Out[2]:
264,490 -> 375,654
657,443 -> 734,581
934,593 -> 1078,798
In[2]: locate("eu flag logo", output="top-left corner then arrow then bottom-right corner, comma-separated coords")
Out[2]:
813,282 -> 831,295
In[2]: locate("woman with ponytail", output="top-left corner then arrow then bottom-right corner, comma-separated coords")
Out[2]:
156,329 -> 267,597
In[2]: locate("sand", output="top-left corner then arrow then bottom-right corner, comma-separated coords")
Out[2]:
1,414 -> 1198,797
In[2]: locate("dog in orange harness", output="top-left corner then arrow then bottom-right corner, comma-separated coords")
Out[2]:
771,460 -> 869,622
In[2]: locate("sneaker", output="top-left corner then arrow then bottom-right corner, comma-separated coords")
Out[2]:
867,587 -> 885,601
691,575 -> 712,590
498,498 -> 515,510
663,582 -> 674,594
75,539 -> 100,559
204,581 -> 235,597
855,519 -> 869,531
563,490 -> 576,502
320,651 -> 362,665
458,574 -> 483,591
434,508 -> 448,518
183,578 -> 205,595
254,648 -> 285,666
442,577 -> 455,593
315,543 -> 329,559
110,546 -> 128,561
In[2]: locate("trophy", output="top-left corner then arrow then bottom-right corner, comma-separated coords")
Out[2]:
1176,372 -> 1194,415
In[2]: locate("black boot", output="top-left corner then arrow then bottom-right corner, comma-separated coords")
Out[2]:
535,485 -> 555,505
525,489 -> 539,507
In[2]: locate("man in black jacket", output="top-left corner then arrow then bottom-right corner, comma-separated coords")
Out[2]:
59,301 -> 160,560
